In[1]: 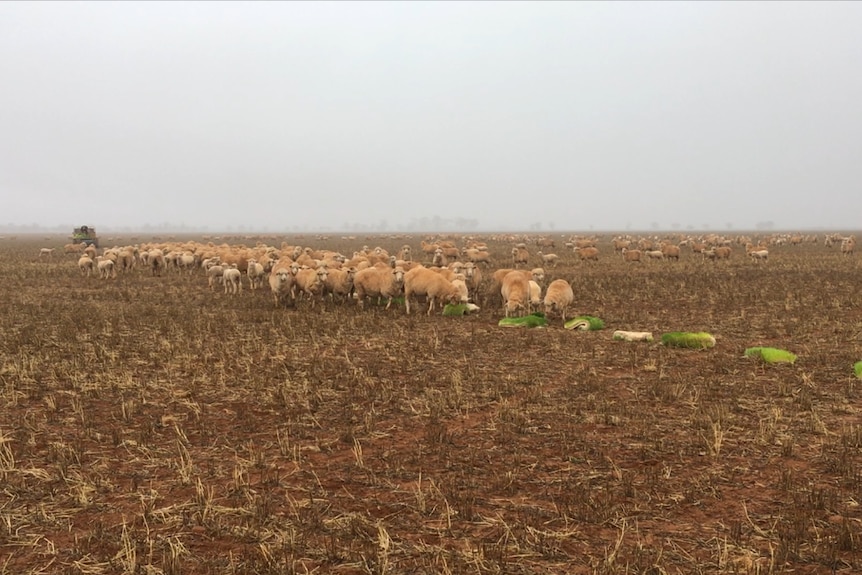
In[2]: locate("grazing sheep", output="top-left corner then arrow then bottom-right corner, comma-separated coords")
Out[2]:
748,249 -> 769,262
705,246 -> 732,261
78,255 -> 95,277
543,279 -> 575,321
404,266 -> 469,315
64,243 -> 86,254
462,247 -> 492,266
574,246 -> 599,262
645,250 -> 665,260
353,265 -> 406,309
536,251 -> 559,268
661,244 -> 681,261
39,248 -> 55,260
269,267 -> 296,307
223,266 -> 243,294
501,270 -> 530,317
621,248 -> 642,262
322,266 -> 357,303
528,280 -> 542,312
246,258 -> 265,290
116,249 -> 136,273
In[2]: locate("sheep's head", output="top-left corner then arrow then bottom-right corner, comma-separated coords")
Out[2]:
531,268 -> 545,283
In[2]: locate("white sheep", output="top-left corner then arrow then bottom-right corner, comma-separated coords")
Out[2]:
748,249 -> 769,262
39,247 -> 55,260
246,258 -> 265,290
404,266 -> 469,315
543,279 -> 574,320
353,265 -> 406,309
536,251 -> 559,268
207,265 -> 225,290
269,267 -> 296,307
462,261 -> 483,302
96,257 -> 116,279
528,280 -> 542,312
223,266 -> 243,295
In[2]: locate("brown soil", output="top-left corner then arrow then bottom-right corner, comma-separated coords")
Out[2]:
1,233 -> 861,574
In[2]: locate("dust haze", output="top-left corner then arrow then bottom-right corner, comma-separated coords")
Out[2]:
2,2 -> 861,233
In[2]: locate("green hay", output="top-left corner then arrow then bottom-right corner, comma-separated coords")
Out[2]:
564,315 -> 605,331
855,361 -> 862,379
498,313 -> 548,328
661,332 -> 716,349
744,347 -> 797,364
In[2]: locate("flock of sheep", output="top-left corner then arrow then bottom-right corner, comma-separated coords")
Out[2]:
48,230 -> 856,320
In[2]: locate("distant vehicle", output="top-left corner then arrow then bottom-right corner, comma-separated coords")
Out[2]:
71,225 -> 99,248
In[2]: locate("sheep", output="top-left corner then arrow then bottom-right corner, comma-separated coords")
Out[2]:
148,249 -> 166,276
462,261 -> 483,302
353,265 -> 406,310
528,280 -> 542,312
661,244 -> 681,261
39,248 -> 55,260
645,250 -> 665,260
322,266 -> 357,303
842,238 -> 855,256
269,267 -> 296,307
96,257 -> 116,279
246,258 -> 265,290
501,270 -> 530,317
492,267 -> 545,290
536,251 -> 559,268
705,246 -> 732,261
431,248 -> 448,267
404,266 -> 469,315
543,279 -> 575,321
621,248 -> 642,262
223,266 -> 243,294
116,248 -> 136,273
294,266 -> 329,308
462,247 -> 492,266
64,243 -> 86,254
78,255 -> 95,277
574,246 -> 599,262
512,246 -> 529,268
748,249 -> 769,262
206,265 -> 225,290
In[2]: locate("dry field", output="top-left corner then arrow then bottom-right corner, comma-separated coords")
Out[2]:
2,233 -> 862,574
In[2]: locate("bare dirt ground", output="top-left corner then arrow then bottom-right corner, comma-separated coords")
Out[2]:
1,233 -> 861,574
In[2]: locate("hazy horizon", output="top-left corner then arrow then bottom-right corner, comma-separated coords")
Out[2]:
3,2 -> 861,231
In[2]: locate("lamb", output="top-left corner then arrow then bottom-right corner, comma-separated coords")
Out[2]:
294,266 -> 329,308
322,266 -> 357,303
223,266 -> 243,294
78,255 -> 95,277
501,270 -> 530,317
39,248 -> 55,260
353,265 -> 406,310
269,267 -> 296,307
645,250 -> 665,260
543,279 -> 575,321
536,251 -> 559,268
246,258 -> 265,290
404,266 -> 469,315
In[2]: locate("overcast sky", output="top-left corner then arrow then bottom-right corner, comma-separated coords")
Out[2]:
2,1 -> 861,232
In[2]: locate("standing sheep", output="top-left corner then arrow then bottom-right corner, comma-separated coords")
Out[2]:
223,266 -> 243,295
543,279 -> 575,321
353,266 -> 406,310
536,251 -> 559,268
269,267 -> 296,307
323,266 -> 357,303
78,255 -> 95,277
294,266 -> 329,308
246,258 -> 265,290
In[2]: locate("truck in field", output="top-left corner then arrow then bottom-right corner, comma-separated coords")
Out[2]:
71,225 -> 99,248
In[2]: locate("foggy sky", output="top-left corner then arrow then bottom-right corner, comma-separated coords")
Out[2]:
2,1 -> 861,232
